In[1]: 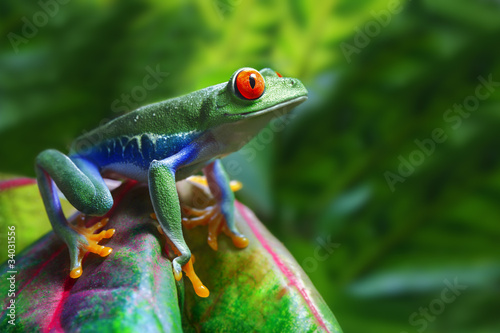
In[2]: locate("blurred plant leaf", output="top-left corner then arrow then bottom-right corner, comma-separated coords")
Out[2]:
0,0 -> 378,176
0,176 -> 74,263
272,2 -> 500,332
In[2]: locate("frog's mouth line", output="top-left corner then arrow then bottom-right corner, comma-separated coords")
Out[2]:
229,96 -> 308,117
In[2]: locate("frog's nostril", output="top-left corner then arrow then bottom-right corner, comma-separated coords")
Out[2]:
287,79 -> 296,86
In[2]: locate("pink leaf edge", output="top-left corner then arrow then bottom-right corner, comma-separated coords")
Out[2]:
235,201 -> 332,333
0,178 -> 37,191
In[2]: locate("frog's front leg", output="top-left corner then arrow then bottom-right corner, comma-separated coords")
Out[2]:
35,150 -> 115,278
148,148 -> 197,281
183,159 -> 249,250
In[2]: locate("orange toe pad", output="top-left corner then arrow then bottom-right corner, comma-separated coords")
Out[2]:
69,216 -> 115,278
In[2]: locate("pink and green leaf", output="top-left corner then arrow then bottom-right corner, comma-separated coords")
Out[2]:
0,179 -> 342,332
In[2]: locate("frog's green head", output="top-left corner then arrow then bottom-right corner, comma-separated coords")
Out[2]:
220,67 -> 308,120
205,67 -> 307,152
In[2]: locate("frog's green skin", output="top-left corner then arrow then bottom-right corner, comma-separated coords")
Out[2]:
35,67 -> 307,283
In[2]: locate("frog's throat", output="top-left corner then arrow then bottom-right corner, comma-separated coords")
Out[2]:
226,96 -> 308,117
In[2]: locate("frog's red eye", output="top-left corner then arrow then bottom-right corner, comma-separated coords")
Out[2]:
235,69 -> 265,100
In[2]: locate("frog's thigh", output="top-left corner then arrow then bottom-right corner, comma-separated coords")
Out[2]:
69,155 -> 114,215
36,149 -> 113,216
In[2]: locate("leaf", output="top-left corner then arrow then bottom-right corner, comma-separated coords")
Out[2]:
177,181 -> 341,333
0,180 -> 341,332
0,181 -> 182,332
0,176 -> 73,264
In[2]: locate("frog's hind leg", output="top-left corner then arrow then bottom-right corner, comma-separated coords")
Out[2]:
35,149 -> 115,278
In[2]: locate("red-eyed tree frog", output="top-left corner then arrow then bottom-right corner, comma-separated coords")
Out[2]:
35,67 -> 308,297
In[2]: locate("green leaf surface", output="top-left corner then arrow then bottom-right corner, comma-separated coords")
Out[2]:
178,182 -> 341,333
0,180 -> 341,332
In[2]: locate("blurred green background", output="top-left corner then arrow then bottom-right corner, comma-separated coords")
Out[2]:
1,0 -> 500,332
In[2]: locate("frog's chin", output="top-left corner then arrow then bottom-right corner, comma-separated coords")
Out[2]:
211,95 -> 307,155
232,96 -> 308,118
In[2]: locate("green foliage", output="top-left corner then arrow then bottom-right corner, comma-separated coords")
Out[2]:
1,0 -> 500,332
0,175 -> 74,264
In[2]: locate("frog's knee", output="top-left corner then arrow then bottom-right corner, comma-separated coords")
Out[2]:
36,148 -> 57,160
36,149 -> 64,167
79,191 -> 113,216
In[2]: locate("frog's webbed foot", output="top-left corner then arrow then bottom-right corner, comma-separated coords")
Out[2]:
150,213 -> 210,298
182,176 -> 249,251
68,215 -> 115,278
181,204 -> 249,251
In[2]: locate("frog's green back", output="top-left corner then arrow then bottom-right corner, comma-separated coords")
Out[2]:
70,84 -> 226,154
70,68 -> 308,157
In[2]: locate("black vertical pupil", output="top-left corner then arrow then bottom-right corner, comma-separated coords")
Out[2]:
249,74 -> 256,89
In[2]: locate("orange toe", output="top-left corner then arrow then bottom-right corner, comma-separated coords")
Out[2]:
70,266 -> 82,279
232,235 -> 249,248
182,255 -> 210,298
69,216 -> 115,279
